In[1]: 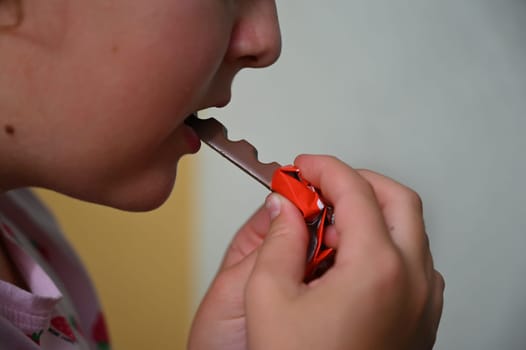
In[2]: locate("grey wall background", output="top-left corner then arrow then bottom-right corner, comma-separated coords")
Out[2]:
191,1 -> 526,349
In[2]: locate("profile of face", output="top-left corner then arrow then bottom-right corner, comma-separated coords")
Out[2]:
0,0 -> 281,210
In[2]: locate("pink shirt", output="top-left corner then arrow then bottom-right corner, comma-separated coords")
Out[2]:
0,189 -> 110,349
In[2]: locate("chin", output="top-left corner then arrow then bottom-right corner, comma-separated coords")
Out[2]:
68,167 -> 180,212
105,186 -> 174,212
109,176 -> 178,212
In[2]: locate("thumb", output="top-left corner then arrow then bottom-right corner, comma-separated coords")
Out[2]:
251,193 -> 309,293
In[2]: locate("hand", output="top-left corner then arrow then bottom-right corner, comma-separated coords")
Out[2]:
246,155 -> 444,350
187,200 -> 270,350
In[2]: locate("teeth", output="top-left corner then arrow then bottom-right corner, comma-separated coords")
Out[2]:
185,115 -> 281,190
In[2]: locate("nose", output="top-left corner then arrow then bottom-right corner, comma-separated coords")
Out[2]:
226,0 -> 282,68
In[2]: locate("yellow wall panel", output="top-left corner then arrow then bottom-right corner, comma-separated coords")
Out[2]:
35,157 -> 197,350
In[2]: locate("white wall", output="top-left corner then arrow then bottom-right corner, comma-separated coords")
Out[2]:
193,1 -> 526,349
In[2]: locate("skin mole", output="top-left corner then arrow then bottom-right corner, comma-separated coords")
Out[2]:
4,124 -> 15,136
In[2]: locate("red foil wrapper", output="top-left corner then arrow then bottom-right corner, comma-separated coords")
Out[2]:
271,165 -> 335,282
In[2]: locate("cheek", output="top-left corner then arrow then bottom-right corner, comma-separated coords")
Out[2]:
67,1 -> 233,120
90,12 -> 232,138
55,33 -> 226,150
116,1 -> 234,98
29,2 -> 235,186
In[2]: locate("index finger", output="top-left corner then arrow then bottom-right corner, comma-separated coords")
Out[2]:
220,204 -> 270,270
294,154 -> 393,258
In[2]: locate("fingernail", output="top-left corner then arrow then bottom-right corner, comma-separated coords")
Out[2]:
265,194 -> 281,220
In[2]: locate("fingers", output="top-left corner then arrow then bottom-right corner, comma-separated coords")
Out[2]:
356,169 -> 430,269
219,248 -> 260,299
249,193 -> 309,296
220,205 -> 270,270
294,155 -> 393,260
355,168 -> 444,347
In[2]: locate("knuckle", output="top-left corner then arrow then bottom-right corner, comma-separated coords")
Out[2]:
400,187 -> 424,214
411,271 -> 444,324
355,168 -> 376,178
267,222 -> 301,246
435,270 -> 446,292
422,231 -> 430,249
268,225 -> 287,241
354,175 -> 376,198
414,277 -> 432,314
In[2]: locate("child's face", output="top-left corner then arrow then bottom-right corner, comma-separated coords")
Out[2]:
1,0 -> 281,210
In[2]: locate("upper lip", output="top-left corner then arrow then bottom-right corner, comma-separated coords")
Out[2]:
195,99 -> 229,112
212,92 -> 232,108
214,99 -> 230,108
207,90 -> 232,109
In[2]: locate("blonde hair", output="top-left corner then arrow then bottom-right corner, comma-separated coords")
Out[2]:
0,0 -> 23,29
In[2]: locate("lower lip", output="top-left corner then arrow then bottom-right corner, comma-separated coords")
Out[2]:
183,124 -> 201,153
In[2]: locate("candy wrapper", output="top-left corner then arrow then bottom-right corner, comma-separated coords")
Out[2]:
271,165 -> 335,282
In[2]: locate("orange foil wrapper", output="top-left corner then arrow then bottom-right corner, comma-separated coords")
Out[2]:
271,165 -> 335,282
